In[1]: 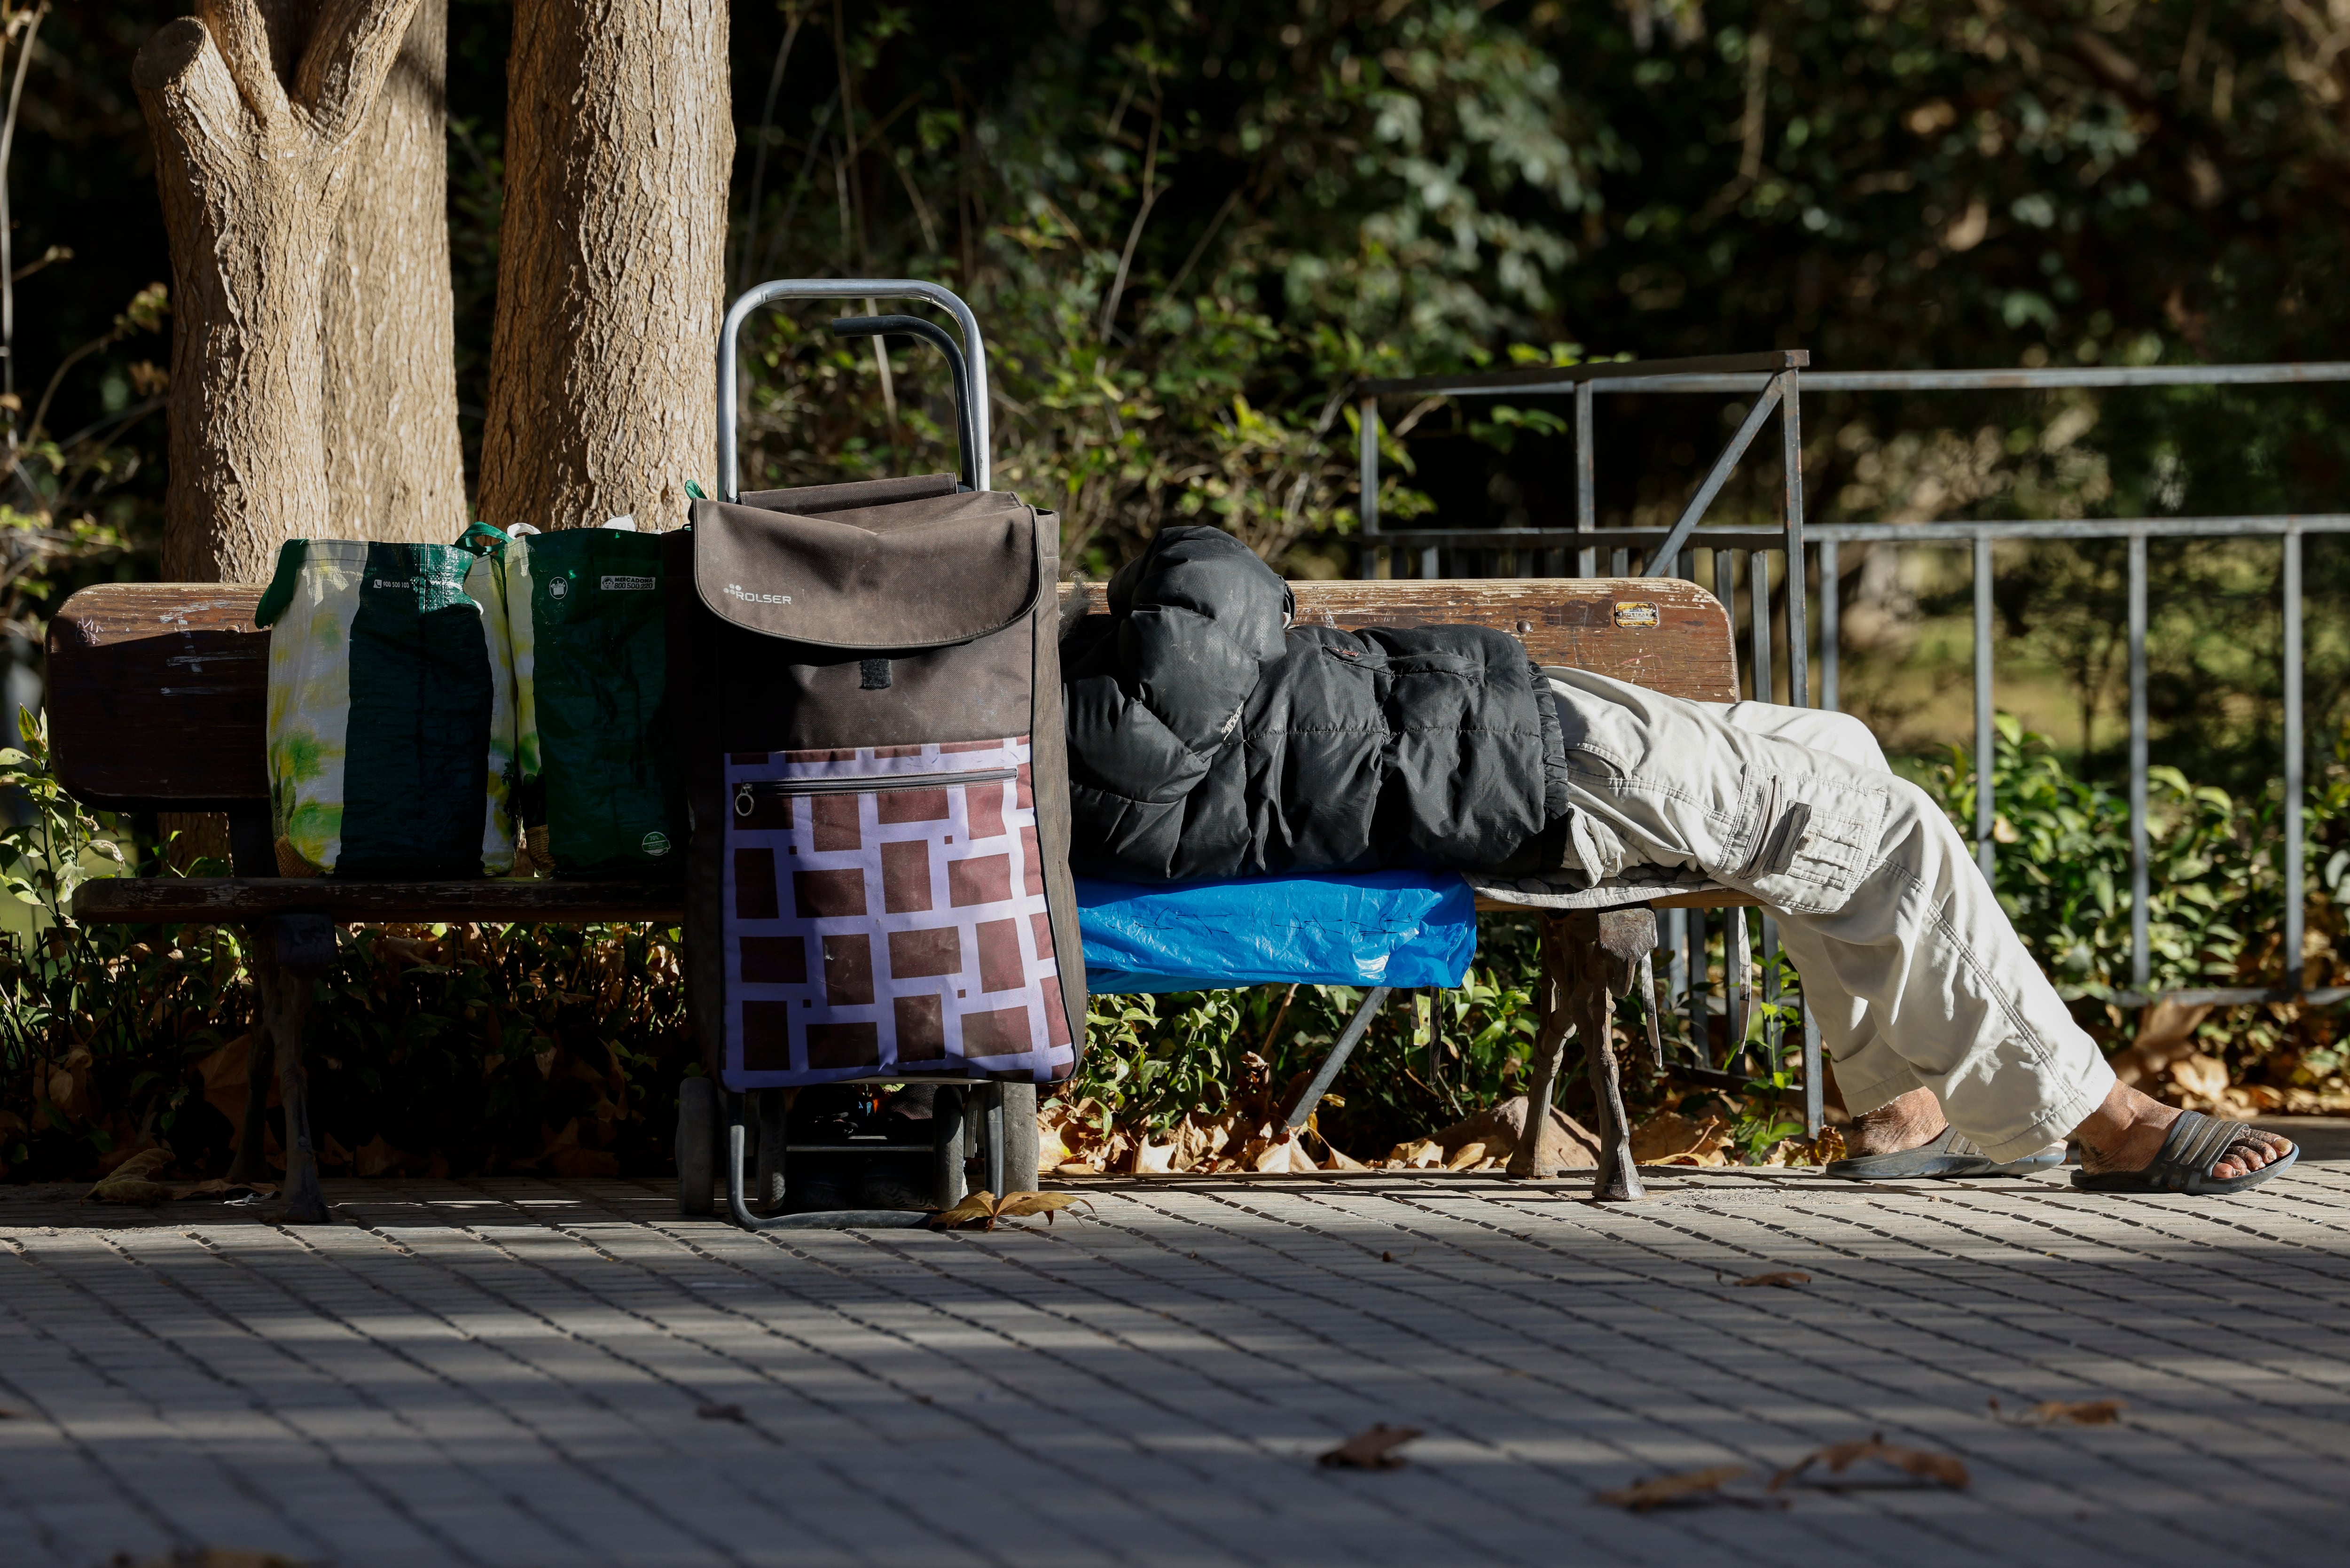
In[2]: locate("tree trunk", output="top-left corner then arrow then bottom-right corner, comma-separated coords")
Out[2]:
135,0 -> 427,583
321,0 -> 466,544
478,0 -> 733,533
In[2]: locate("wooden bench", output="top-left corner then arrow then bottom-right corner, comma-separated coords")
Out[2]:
50,574 -> 1761,1214
48,582 -> 686,1223
1064,576 -> 1766,1200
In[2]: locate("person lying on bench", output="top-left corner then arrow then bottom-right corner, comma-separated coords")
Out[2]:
1060,526 -> 2296,1197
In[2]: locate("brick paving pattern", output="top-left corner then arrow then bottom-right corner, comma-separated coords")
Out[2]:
4,1146 -> 2349,1566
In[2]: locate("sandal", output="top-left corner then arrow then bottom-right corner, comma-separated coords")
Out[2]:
2072,1109 -> 2298,1195
1824,1124 -> 2063,1181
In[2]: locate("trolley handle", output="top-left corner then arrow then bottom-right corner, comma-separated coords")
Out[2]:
829,315 -> 977,492
716,278 -> 992,500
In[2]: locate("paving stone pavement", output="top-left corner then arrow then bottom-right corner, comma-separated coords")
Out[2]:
4,1144 -> 2350,1568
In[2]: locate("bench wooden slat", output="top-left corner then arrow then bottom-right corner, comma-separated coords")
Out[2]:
1060,577 -> 1738,704
50,576 -> 1738,811
73,877 -> 686,925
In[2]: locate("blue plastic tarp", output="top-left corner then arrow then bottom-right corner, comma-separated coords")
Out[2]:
1076,869 -> 1476,993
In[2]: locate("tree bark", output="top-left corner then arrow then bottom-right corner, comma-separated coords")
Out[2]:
478,0 -> 733,533
135,0 -> 427,584
321,0 -> 466,544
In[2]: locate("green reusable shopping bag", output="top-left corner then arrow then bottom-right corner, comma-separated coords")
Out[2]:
254,531 -> 519,878
506,526 -> 683,877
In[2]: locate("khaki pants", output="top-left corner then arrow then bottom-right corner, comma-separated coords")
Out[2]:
1546,667 -> 2112,1163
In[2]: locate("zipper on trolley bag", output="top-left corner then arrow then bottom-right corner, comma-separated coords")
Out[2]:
734,768 -> 1018,817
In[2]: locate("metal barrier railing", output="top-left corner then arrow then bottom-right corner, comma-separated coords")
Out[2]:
1354,356 -> 2350,1117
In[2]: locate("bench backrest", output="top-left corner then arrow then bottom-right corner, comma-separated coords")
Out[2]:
47,577 -> 1736,813
1062,577 -> 1736,699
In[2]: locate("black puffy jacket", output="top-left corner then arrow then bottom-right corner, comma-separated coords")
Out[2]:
1061,526 -> 1570,881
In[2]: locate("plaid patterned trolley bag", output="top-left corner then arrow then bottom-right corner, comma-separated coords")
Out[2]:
671,281 -> 1086,1230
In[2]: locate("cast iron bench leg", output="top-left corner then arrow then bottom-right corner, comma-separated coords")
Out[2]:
1576,908 -> 1648,1201
251,913 -> 335,1224
1506,910 -> 1653,1201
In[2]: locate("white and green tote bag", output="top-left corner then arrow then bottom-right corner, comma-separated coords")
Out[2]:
253,530 -> 518,878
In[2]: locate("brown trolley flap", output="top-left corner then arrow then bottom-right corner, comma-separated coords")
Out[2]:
690,491 -> 1037,650
738,471 -> 959,515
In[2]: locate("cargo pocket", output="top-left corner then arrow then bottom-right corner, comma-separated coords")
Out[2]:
1730,769 -> 1891,915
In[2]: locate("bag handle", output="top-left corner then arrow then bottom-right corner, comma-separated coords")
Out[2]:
827,314 -> 976,491
454,521 -> 511,556
715,279 -> 991,500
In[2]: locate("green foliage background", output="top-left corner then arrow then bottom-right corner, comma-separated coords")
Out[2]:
3,2 -> 2349,1176
11,2 -> 2350,777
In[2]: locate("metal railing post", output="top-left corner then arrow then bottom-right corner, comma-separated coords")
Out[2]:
1666,907 -> 1687,1001
1819,537 -> 1840,712
1780,371 -> 1809,710
1802,1010 -> 1824,1140
1715,549 -> 1737,669
1685,908 -> 1710,1069
2128,532 -> 2149,993
2285,527 -> 2305,988
1574,381 -> 1596,577
1357,396 -> 1380,580
1974,534 -> 1996,882
1778,369 -> 1818,1135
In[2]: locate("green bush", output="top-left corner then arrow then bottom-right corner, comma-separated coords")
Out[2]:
7,703 -> 2347,1182
0,713 -> 692,1183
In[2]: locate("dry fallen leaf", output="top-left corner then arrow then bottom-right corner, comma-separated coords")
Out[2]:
928,1190 -> 1097,1231
1317,1423 -> 1423,1469
103,1147 -> 174,1181
85,1149 -> 180,1206
1445,1140 -> 1488,1170
1735,1271 -> 1813,1289
929,1190 -> 1001,1230
1770,1434 -> 1969,1492
1593,1464 -> 1755,1512
1990,1397 -> 2125,1427
1630,1110 -> 1733,1167
1240,1131 -> 1319,1173
2169,1052 -> 2229,1101
994,1191 -> 1097,1224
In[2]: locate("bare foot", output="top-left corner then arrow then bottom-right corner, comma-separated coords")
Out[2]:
1845,1086 -> 1948,1157
2070,1082 -> 2293,1181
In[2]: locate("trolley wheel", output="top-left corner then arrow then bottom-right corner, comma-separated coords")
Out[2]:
932,1086 -> 968,1210
999,1082 -> 1041,1194
753,1089 -> 789,1211
676,1076 -> 718,1217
